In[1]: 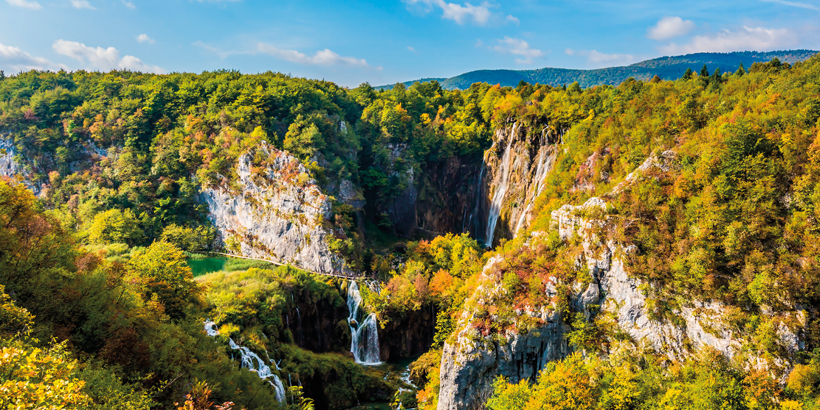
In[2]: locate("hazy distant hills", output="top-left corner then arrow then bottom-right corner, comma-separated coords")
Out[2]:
378,50 -> 818,90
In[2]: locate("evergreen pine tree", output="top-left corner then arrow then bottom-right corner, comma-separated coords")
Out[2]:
683,68 -> 693,80
735,63 -> 746,76
700,64 -> 709,77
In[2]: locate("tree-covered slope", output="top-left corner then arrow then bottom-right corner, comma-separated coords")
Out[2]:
380,50 -> 818,90
2,51 -> 820,410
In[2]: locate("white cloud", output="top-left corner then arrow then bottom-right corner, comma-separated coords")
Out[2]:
195,41 -> 380,70
71,0 -> 95,9
257,43 -> 376,68
760,0 -> 820,11
5,0 -> 42,9
566,48 -> 638,66
52,40 -> 165,73
492,37 -> 543,64
659,26 -> 797,55
404,0 -> 516,26
136,34 -> 155,44
122,0 -> 135,9
0,42 -> 63,72
193,41 -> 235,58
407,46 -> 418,54
647,17 -> 696,40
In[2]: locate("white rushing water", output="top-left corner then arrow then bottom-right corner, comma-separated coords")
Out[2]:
204,321 -> 287,403
347,282 -> 382,365
513,129 -> 556,235
484,125 -> 516,248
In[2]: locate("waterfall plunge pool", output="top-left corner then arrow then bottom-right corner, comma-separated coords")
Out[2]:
349,355 -> 421,410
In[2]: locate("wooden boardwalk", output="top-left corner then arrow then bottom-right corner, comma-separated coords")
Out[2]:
211,252 -> 364,279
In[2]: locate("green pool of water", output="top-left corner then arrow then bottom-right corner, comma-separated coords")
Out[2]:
188,257 -> 227,276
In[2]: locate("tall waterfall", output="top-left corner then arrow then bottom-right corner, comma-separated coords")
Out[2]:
347,282 -> 382,365
204,321 -> 287,403
513,129 -> 555,235
484,127 -> 516,248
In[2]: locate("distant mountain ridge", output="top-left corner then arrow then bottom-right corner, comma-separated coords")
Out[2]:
379,50 -> 818,90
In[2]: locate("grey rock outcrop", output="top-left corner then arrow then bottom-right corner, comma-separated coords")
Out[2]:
202,142 -> 349,275
383,143 -> 419,236
0,137 -> 17,178
438,255 -> 570,410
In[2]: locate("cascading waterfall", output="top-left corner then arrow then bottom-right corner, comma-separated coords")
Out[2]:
513,128 -> 554,234
347,282 -> 382,365
484,125 -> 516,248
204,321 -> 287,403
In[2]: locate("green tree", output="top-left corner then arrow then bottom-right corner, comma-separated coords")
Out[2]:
160,224 -> 214,252
736,63 -> 746,76
87,208 -> 145,246
128,241 -> 201,320
284,120 -> 324,160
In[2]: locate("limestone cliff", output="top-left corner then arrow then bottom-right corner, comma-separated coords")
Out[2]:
0,137 -> 17,178
436,152 -> 806,410
202,142 -> 349,275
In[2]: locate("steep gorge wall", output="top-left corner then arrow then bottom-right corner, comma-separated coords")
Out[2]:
436,153 -> 807,410
384,121 -> 561,245
378,304 -> 438,362
285,286 -> 352,354
415,156 -> 483,237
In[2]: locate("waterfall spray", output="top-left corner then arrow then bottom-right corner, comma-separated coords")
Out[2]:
485,125 -> 516,248
465,163 -> 486,240
204,321 -> 287,403
347,282 -> 382,365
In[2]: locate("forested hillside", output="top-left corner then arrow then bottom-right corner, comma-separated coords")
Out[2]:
2,52 -> 820,410
380,50 -> 818,90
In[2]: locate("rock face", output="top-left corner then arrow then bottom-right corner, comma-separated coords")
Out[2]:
379,304 -> 438,361
415,156 -> 483,237
384,144 -> 420,237
286,285 -> 351,354
437,254 -> 570,410
436,152 -> 805,410
202,142 -> 349,275
0,137 -> 18,178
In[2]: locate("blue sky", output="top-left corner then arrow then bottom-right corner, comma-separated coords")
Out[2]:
0,0 -> 818,87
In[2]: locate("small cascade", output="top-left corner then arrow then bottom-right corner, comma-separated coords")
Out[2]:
347,282 -> 382,365
484,126 -> 517,248
204,321 -> 287,403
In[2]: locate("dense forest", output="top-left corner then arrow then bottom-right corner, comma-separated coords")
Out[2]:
2,51 -> 820,410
